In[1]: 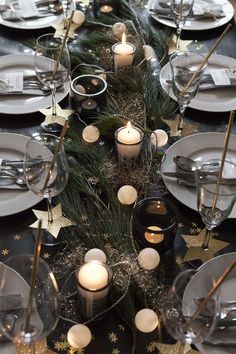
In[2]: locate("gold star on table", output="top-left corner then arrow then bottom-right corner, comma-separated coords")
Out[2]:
30,203 -> 75,239
52,22 -> 82,40
14,234 -> 22,240
168,36 -> 193,54
43,252 -> 50,260
1,249 -> 9,256
162,116 -> 199,137
156,342 -> 199,354
182,227 -> 229,263
39,104 -> 74,126
109,332 -> 118,343
175,255 -> 184,270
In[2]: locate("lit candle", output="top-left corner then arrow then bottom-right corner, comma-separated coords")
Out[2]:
78,261 -> 108,290
81,98 -> 98,111
115,122 -> 143,161
144,225 -> 164,244
112,33 -> 136,72
100,4 -> 113,13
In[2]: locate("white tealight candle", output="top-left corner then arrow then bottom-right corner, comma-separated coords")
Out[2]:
100,4 -> 113,13
73,10 -> 85,25
151,129 -> 168,149
112,33 -> 136,72
135,309 -> 159,333
144,225 -> 164,244
117,185 -> 138,205
115,122 -> 143,161
138,248 -> 160,270
81,98 -> 98,111
82,125 -> 100,143
85,248 -> 107,263
67,324 -> 92,348
78,261 -> 109,291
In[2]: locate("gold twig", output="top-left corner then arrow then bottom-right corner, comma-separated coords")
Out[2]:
25,219 -> 42,333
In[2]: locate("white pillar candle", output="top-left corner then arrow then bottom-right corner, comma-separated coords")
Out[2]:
115,122 -> 143,161
82,125 -> 100,143
112,33 -> 136,72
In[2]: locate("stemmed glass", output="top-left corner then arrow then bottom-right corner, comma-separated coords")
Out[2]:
170,51 -> 207,133
34,33 -> 71,133
170,0 -> 194,50
23,133 -> 69,246
162,269 -> 219,352
0,254 -> 59,353
195,159 -> 236,250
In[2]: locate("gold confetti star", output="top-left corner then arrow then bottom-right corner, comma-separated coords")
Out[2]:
168,36 -> 193,54
39,104 -> 74,126
67,138 -> 73,143
60,334 -> 67,341
1,249 -> 9,256
191,222 -> 197,227
156,342 -> 199,354
67,348 -> 84,354
178,222 -> 184,228
162,116 -> 198,137
109,332 -> 118,343
175,255 -> 184,269
118,324 -> 125,331
147,341 -> 159,352
43,252 -> 50,260
112,349 -> 120,354
14,234 -> 22,240
30,203 -> 75,239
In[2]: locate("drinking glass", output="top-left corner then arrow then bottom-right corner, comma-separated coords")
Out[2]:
162,269 -> 219,350
170,0 -> 194,50
34,33 -> 71,133
195,159 -> 236,250
0,254 -> 59,351
24,133 -> 69,246
170,51 -> 207,132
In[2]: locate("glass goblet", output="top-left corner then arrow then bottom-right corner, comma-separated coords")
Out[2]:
0,254 -> 59,351
170,0 -> 194,50
34,33 -> 71,133
195,159 -> 236,250
169,51 -> 207,132
162,269 -> 219,350
24,133 -> 69,246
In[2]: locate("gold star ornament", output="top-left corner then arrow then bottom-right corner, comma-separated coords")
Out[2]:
52,10 -> 86,40
30,203 -> 75,238
162,116 -> 199,137
168,36 -> 193,55
182,227 -> 229,263
39,104 -> 74,126
156,342 -> 199,354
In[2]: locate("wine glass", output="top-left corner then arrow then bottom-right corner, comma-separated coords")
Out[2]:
170,0 -> 195,50
24,133 -> 69,246
169,51 -> 207,133
34,33 -> 71,133
162,269 -> 219,351
0,254 -> 59,351
195,159 -> 236,250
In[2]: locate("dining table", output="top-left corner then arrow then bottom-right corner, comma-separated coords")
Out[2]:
0,0 -> 236,353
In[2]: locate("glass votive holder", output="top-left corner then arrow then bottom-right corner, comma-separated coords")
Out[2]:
132,197 -> 179,255
76,260 -> 113,320
115,124 -> 144,163
71,75 -> 107,118
112,40 -> 136,73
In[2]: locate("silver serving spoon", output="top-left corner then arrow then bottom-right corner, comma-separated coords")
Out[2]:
173,156 -> 220,173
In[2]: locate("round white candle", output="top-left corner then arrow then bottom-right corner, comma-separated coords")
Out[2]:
116,122 -> 142,160
73,10 -> 85,25
112,33 -> 136,72
85,248 -> 107,263
138,248 -> 160,270
117,185 -> 137,205
81,98 -> 98,110
144,225 -> 164,244
100,4 -> 113,13
67,324 -> 92,348
151,129 -> 168,149
135,309 -> 159,333
82,125 -> 100,143
78,261 -> 109,290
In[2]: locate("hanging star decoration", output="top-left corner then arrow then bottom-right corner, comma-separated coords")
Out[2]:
39,104 -> 74,126
162,115 -> 199,137
30,203 -> 75,238
156,342 -> 199,353
182,227 -> 229,263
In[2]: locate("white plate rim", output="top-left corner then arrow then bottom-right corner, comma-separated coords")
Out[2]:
160,53 -> 236,112
148,0 -> 234,31
0,133 -> 43,217
161,132 -> 236,218
0,54 -> 70,115
0,1 -> 75,30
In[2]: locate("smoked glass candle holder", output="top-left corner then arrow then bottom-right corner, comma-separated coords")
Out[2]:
93,0 -> 118,17
71,75 -> 107,118
76,260 -> 113,320
115,125 -> 144,163
132,197 -> 178,255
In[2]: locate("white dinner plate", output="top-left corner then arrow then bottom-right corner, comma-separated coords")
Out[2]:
184,252 -> 236,354
0,1 -> 74,30
0,133 -> 43,217
148,0 -> 234,31
160,53 -> 236,112
0,54 -> 70,115
161,132 -> 236,218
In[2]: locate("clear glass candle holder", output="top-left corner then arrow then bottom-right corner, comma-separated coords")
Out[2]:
115,126 -> 144,163
76,260 -> 113,320
112,42 -> 136,72
71,75 -> 107,118
132,197 -> 179,255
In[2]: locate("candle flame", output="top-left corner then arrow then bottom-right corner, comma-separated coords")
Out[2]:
122,32 -> 126,45
127,121 -> 131,130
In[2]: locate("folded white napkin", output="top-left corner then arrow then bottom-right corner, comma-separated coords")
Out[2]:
1,0 -> 40,20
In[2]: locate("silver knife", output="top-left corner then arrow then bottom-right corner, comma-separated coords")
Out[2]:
162,172 -> 236,185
